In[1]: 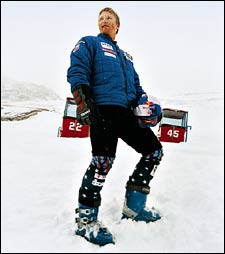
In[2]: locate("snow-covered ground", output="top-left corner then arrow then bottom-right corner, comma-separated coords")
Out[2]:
1,81 -> 224,253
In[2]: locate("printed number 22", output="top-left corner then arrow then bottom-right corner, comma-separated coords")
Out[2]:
69,122 -> 82,131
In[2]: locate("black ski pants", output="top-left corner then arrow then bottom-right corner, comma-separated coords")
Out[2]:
90,105 -> 162,157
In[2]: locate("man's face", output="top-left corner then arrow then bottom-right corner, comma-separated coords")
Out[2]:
98,11 -> 119,39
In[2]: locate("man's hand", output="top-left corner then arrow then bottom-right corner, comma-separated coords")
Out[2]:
73,85 -> 100,125
76,98 -> 99,125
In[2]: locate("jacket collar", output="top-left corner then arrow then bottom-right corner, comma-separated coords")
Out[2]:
98,33 -> 117,44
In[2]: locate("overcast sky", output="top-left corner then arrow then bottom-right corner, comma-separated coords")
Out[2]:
1,1 -> 224,98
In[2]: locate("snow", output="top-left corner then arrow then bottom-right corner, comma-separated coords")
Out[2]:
1,80 -> 224,253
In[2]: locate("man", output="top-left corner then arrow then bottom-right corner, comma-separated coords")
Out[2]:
67,7 -> 163,246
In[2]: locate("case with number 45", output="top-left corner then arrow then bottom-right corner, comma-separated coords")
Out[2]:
157,108 -> 192,143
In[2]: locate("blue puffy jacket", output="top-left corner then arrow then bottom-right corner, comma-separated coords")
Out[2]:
67,33 -> 145,108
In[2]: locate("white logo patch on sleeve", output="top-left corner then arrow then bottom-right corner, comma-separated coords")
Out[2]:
72,40 -> 85,52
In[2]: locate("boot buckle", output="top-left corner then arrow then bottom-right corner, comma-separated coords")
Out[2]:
75,217 -> 89,224
122,201 -> 138,219
75,207 -> 94,215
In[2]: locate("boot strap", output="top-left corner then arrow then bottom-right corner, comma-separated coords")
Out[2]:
126,183 -> 150,194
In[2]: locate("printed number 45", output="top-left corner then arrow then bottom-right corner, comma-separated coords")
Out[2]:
167,129 -> 179,138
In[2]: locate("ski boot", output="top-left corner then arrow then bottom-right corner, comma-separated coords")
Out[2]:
122,189 -> 161,222
75,203 -> 114,246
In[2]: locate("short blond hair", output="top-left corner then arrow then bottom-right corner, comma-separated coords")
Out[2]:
99,7 -> 120,34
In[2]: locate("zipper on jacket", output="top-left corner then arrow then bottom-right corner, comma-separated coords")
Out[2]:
115,45 -> 129,105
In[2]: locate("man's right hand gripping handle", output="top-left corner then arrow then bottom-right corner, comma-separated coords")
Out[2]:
73,84 -> 100,125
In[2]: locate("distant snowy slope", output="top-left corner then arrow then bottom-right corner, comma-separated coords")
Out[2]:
1,78 -> 64,120
1,78 -> 62,102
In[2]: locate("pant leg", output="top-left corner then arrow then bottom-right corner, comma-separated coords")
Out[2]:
116,108 -> 163,193
90,106 -> 119,157
117,108 -> 162,154
78,106 -> 119,207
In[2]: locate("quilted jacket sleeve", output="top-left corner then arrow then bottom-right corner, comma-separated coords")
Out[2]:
67,37 -> 94,93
